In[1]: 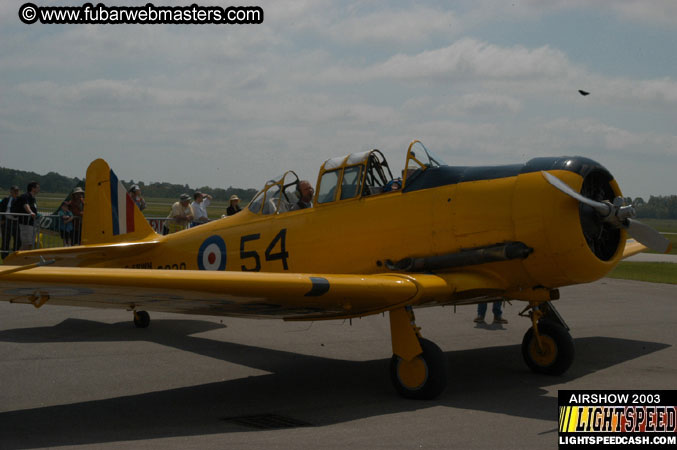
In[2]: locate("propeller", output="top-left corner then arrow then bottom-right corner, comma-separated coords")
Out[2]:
542,171 -> 671,253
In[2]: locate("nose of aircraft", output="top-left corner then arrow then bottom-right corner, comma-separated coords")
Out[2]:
542,170 -> 671,256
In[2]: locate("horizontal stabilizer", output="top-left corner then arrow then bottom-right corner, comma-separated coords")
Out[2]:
3,241 -> 160,267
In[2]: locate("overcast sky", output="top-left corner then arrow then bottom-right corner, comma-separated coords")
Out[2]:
1,0 -> 676,198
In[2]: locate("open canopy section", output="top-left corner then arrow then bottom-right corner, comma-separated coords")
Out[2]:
403,140 -> 447,188
247,170 -> 301,215
315,149 -> 394,205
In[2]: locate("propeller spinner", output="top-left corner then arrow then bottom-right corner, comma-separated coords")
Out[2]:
542,171 -> 671,254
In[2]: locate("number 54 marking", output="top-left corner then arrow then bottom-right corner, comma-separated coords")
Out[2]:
240,229 -> 289,271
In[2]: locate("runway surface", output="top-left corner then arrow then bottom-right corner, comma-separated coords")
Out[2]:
1,278 -> 675,449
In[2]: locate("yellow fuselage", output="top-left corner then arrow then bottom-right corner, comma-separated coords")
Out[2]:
97,169 -> 624,301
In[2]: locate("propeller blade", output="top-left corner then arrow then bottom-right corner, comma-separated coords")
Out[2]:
625,219 -> 672,254
541,171 -> 612,217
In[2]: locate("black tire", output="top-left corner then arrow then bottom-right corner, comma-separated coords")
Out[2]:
390,338 -> 447,400
522,322 -> 574,375
133,310 -> 150,328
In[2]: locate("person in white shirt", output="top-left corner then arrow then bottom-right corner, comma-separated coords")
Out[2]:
190,191 -> 212,226
165,193 -> 194,234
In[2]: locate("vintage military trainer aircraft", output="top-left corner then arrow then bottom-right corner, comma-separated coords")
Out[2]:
0,141 -> 671,399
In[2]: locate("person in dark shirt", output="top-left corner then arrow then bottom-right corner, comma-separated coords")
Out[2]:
0,186 -> 20,258
69,187 -> 85,245
226,195 -> 242,216
11,181 -> 40,250
292,180 -> 314,210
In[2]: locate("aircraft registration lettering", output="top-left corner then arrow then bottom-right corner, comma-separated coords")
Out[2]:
126,262 -> 153,269
157,263 -> 187,270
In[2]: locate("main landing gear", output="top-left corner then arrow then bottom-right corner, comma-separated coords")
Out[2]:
389,307 -> 447,399
520,302 -> 574,375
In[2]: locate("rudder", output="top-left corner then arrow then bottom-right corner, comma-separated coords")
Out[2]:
82,159 -> 157,245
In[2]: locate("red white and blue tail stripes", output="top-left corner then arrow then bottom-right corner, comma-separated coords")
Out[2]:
109,169 -> 135,235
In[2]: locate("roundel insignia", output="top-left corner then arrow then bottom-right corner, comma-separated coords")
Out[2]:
197,235 -> 227,271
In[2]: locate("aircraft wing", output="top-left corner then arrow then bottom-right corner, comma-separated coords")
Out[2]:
0,266 -> 461,320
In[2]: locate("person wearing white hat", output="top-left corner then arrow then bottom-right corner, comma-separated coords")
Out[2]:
226,194 -> 241,216
128,184 -> 146,211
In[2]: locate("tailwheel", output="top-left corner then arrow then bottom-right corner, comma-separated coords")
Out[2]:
390,338 -> 447,400
522,322 -> 574,375
133,310 -> 150,328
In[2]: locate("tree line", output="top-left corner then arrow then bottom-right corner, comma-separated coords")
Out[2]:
2,166 -> 675,218
0,167 -> 258,203
626,196 -> 677,220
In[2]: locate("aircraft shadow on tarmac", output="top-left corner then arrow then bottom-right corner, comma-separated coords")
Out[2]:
0,318 -> 670,449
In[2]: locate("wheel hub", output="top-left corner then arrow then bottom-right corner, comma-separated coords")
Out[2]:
396,356 -> 428,390
529,335 -> 558,366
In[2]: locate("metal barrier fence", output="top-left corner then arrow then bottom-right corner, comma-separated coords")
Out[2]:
0,212 -> 175,260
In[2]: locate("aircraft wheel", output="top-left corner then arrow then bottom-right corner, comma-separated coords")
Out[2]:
390,338 -> 447,400
522,322 -> 574,375
133,310 -> 150,328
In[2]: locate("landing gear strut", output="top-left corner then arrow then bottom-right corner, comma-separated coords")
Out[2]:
389,307 -> 447,399
133,310 -> 150,328
520,302 -> 574,375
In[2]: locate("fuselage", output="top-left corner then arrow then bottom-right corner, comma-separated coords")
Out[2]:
94,156 -> 625,299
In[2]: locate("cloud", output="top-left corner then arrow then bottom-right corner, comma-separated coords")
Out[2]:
2,1 -> 676,197
323,7 -> 460,45
312,38 -> 576,84
470,0 -> 677,27
15,79 -> 218,109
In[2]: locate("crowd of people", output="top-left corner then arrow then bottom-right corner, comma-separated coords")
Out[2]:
1,177 -> 323,254
162,191 -> 247,233
0,182 -> 87,257
0,181 -> 255,255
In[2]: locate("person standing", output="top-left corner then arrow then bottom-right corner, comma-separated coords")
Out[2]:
165,194 -> 193,234
190,191 -> 212,226
57,201 -> 75,246
69,187 -> 85,245
474,301 -> 508,325
226,194 -> 242,216
11,181 -> 40,250
128,185 -> 146,211
0,186 -> 20,258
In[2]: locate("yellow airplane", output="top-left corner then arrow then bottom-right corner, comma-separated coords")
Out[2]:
0,140 -> 671,399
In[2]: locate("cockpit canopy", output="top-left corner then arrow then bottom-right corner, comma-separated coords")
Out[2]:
248,170 -> 300,215
246,141 -> 446,215
403,140 -> 446,187
315,149 -> 394,205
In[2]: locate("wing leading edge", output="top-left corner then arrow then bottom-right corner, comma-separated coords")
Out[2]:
0,266 -> 462,319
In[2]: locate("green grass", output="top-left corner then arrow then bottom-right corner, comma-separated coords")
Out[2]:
639,218 -> 677,233
607,262 -> 677,284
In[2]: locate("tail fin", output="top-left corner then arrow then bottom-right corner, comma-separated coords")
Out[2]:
82,159 -> 157,245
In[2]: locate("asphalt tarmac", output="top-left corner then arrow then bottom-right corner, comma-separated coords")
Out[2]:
1,278 -> 675,449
